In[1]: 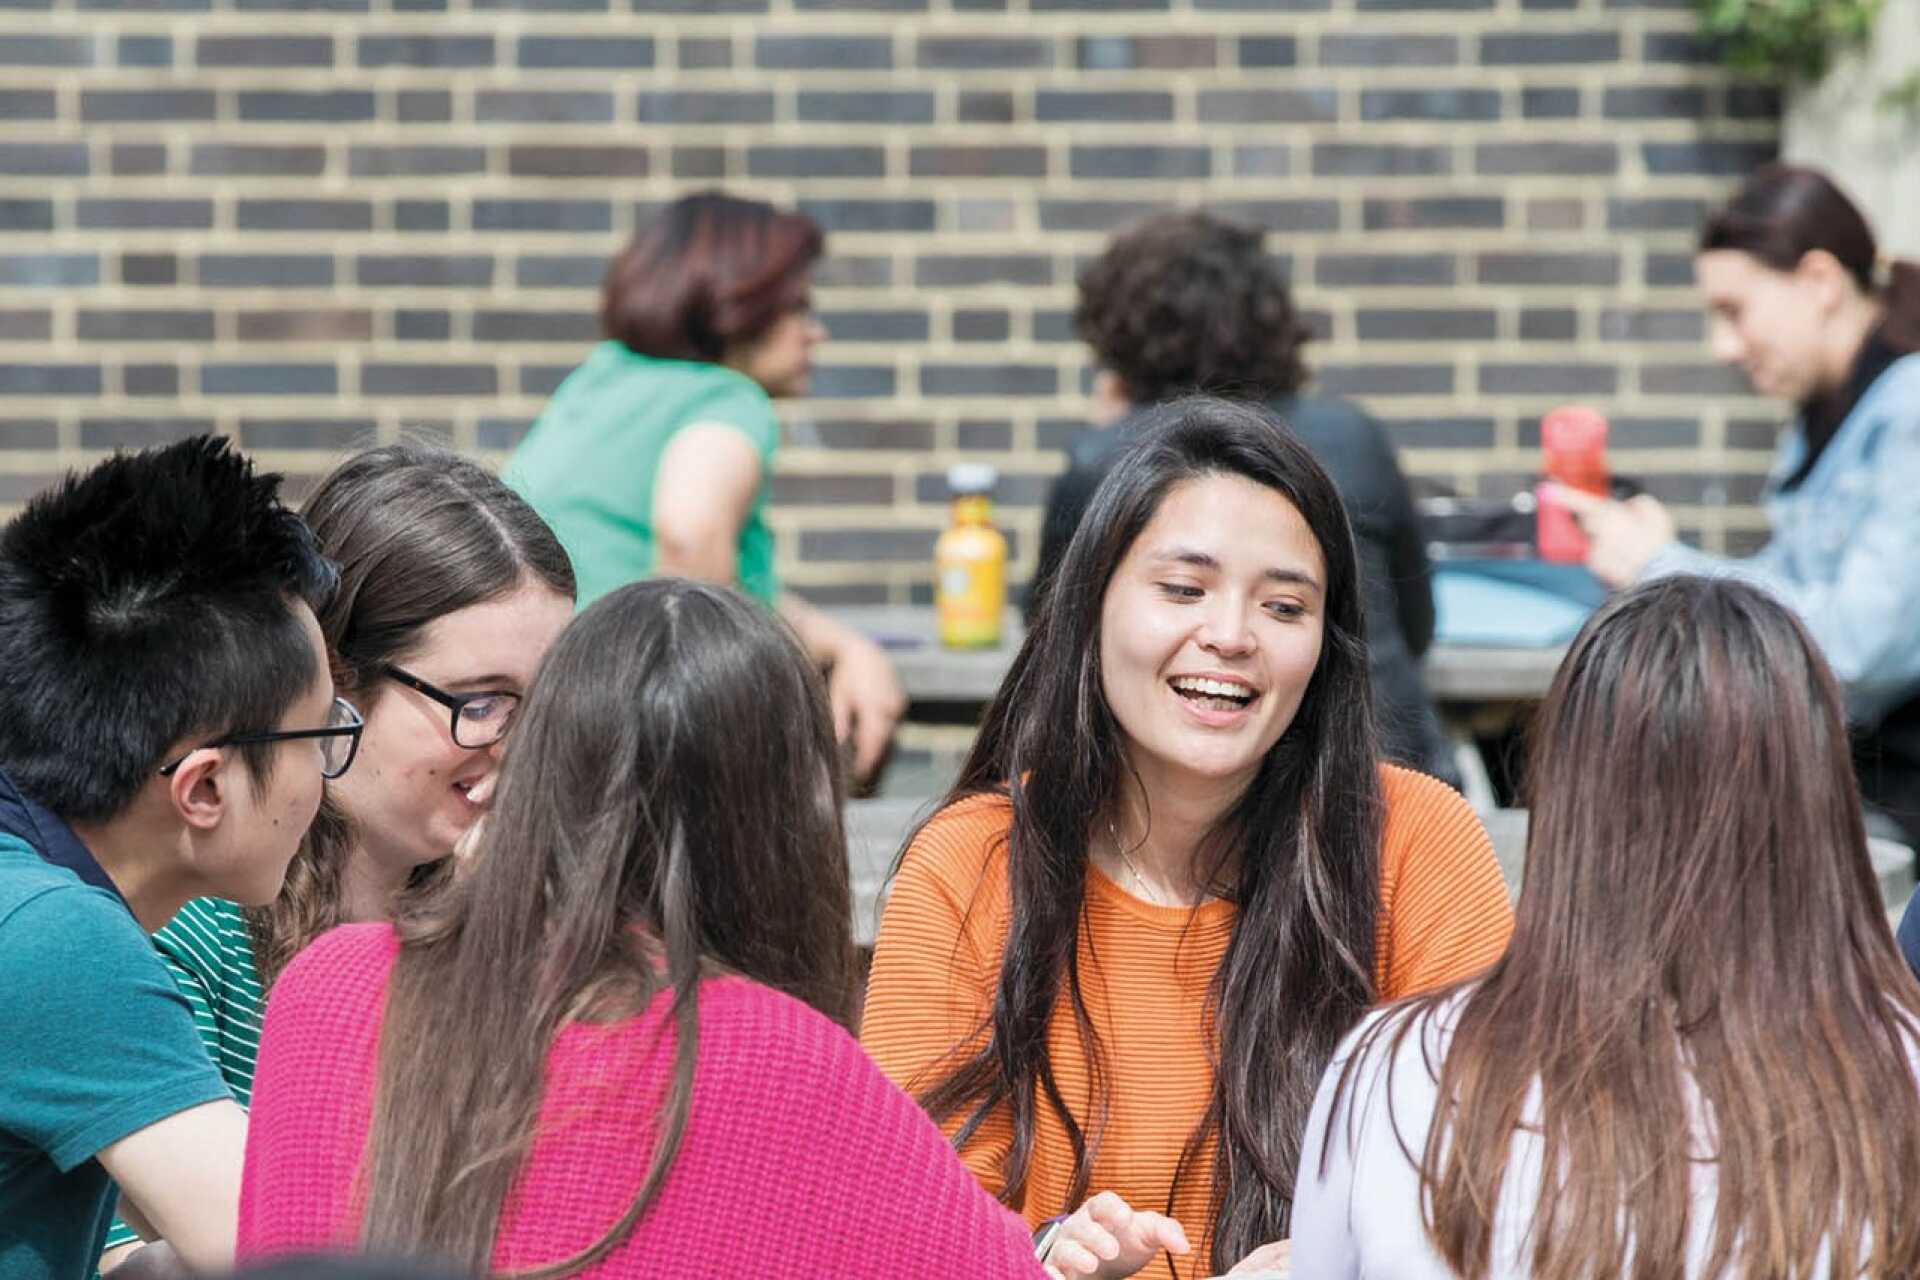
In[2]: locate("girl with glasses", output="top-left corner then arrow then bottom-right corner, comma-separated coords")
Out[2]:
99,445 -> 575,1271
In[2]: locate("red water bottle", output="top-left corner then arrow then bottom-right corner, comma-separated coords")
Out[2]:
1537,405 -> 1609,563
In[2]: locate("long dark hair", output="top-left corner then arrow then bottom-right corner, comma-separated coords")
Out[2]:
360,580 -> 859,1273
1333,576 -> 1920,1277
916,397 -> 1383,1273
1702,163 -> 1920,352
246,445 -> 575,990
600,190 -> 822,363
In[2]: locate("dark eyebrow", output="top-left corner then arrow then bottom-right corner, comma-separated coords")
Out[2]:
1147,548 -> 1322,592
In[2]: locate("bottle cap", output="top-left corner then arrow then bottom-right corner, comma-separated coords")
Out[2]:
947,463 -> 998,496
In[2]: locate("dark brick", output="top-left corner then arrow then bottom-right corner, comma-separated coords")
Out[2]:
912,146 -> 1046,179
951,310 -> 1010,343
393,309 -> 451,341
807,366 -> 897,398
1643,31 -> 1720,64
361,363 -> 497,396
815,256 -> 894,288
119,254 -> 173,286
1521,87 -> 1581,118
239,418 -> 375,450
83,89 -> 212,122
798,199 -> 935,233
198,34 -> 332,66
477,0 -> 607,8
0,421 -> 55,450
774,474 -> 895,505
0,90 -> 51,120
1606,197 -> 1707,231
637,91 -> 774,124
1200,88 -> 1337,123
1357,308 -> 1496,341
957,419 -> 1014,449
515,256 -> 603,289
200,256 -> 334,288
0,144 -> 86,176
795,0 -> 925,10
0,35 -> 92,64
1036,90 -> 1172,122
1195,0 -> 1328,8
1382,416 -> 1495,449
0,365 -> 98,395
512,34 -> 652,69
1476,142 -> 1616,176
476,418 -> 534,450
916,256 -> 1053,288
1645,252 -> 1696,287
1361,88 -> 1499,121
1033,0 -> 1164,9
1604,85 -> 1708,119
1599,307 -> 1704,342
76,199 -> 210,230
1237,36 -> 1295,66
1519,308 -> 1578,340
477,91 -> 613,124
1319,33 -> 1454,66
191,143 -> 326,177
1726,84 -> 1781,119
1081,35 -> 1216,69
1212,200 -> 1339,233
1358,0 -> 1489,7
79,418 -> 212,448
1573,416 -> 1698,449
393,200 -> 451,232
0,310 -> 50,340
124,366 -> 179,397
78,309 -> 214,342
0,255 -> 96,287
800,528 -> 938,563
472,310 -> 601,344
1070,145 -> 1208,180
1479,363 -> 1617,395
1639,363 -> 1749,396
1481,30 -> 1619,63
1479,253 -> 1619,286
239,91 -> 375,121
957,91 -> 1015,123
236,309 -> 374,341
913,470 -> 1049,505
798,91 -> 934,124
671,147 -> 728,180
231,0 -> 368,10
0,200 -> 53,232
350,146 -> 486,178
473,199 -> 612,233
918,37 -> 1052,69
1037,200 -> 1162,232
117,35 -> 170,66
1362,196 -> 1503,231
1316,364 -> 1453,396
1316,254 -> 1454,288
110,144 -> 166,175
804,311 -> 926,346
203,363 -> 337,395
747,146 -> 886,179
1313,142 -> 1451,178
237,199 -> 374,232
1527,199 -> 1585,232
1233,146 -> 1292,177
359,35 -> 492,67
1643,140 -> 1777,176
678,37 -> 731,69
504,145 -> 647,179
756,35 -> 890,69
357,255 -> 493,288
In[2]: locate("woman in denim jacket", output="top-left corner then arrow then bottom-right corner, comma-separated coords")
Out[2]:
1558,165 -> 1920,851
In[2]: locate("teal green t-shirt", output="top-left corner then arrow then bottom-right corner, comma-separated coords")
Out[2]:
100,898 -> 266,1259
0,839 -> 230,1280
504,342 -> 782,608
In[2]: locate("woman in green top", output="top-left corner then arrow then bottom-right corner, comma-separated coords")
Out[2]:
100,446 -> 576,1270
506,190 -> 904,781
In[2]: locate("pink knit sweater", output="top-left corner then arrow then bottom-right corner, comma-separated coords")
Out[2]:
238,923 -> 1046,1279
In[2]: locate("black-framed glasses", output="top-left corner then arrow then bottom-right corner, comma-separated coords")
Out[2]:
158,696 -> 365,780
382,663 -> 522,749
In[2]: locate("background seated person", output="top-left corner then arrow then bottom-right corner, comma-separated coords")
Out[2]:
1037,210 -> 1457,786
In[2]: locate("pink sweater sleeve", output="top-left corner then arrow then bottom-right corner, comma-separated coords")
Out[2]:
237,923 -> 397,1258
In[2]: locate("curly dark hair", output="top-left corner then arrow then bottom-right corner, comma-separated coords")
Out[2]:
1073,210 -> 1309,406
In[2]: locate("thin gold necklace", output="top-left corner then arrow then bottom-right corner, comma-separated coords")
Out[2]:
1106,818 -> 1166,907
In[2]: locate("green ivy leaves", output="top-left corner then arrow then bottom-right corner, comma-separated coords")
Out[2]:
1695,0 -> 1884,82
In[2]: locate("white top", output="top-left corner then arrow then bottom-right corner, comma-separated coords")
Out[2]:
1292,992 -> 1916,1278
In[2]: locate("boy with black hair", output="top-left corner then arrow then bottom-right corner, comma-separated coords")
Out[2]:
0,437 -> 347,1280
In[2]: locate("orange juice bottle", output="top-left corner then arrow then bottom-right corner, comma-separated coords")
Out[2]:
935,464 -> 1007,649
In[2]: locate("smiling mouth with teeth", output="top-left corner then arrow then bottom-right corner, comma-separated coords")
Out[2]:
1169,676 -> 1258,712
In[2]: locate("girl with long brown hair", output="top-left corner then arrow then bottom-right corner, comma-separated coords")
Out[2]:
1293,575 -> 1920,1278
862,399 -> 1515,1278
235,581 -> 1047,1279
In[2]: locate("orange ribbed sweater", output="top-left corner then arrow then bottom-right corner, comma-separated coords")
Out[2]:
860,765 -> 1514,1277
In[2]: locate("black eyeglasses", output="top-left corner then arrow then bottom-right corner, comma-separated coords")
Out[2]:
158,696 -> 365,780
382,664 -> 522,749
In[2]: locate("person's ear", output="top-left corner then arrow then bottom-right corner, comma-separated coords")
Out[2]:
165,749 -> 230,833
1795,249 -> 1856,313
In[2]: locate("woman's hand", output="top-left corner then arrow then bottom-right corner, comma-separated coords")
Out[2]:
1215,1238 -> 1291,1278
1545,483 -> 1677,588
823,630 -> 905,783
1040,1191 -> 1191,1279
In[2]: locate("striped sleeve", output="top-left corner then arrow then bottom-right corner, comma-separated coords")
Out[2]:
1375,766 -> 1515,998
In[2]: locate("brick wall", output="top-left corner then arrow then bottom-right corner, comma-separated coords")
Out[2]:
0,0 -> 1781,600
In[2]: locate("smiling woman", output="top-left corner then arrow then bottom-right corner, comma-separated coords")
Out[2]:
861,398 -> 1516,1280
